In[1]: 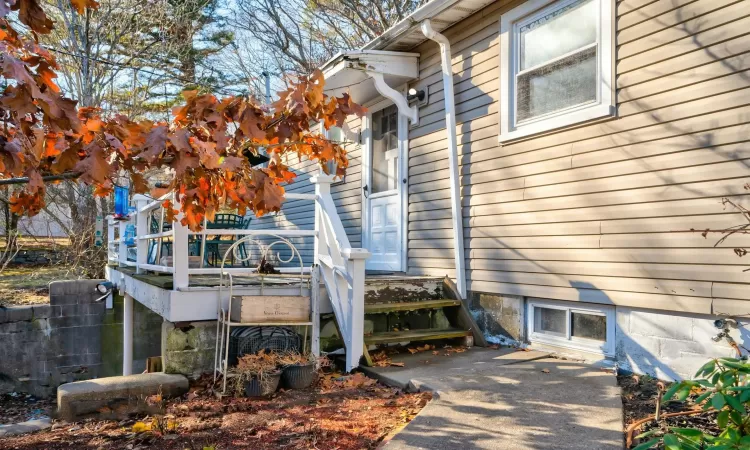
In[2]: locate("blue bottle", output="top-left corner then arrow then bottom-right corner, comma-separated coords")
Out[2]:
114,185 -> 129,219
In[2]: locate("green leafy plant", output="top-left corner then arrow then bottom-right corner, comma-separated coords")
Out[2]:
633,358 -> 750,450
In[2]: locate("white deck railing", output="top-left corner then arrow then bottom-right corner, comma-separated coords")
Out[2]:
106,174 -> 370,371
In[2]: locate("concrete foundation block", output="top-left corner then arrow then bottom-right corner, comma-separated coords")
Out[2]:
31,305 -> 52,319
57,373 -> 189,421
469,292 -> 524,340
627,310 -> 693,340
162,321 -> 217,379
7,307 -> 33,322
49,280 -> 103,297
659,340 -> 703,360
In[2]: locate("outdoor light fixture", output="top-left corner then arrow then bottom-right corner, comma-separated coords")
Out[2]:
95,281 -> 114,295
407,88 -> 425,102
714,318 -> 739,329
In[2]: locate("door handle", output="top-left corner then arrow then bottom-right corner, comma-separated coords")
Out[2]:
363,185 -> 369,198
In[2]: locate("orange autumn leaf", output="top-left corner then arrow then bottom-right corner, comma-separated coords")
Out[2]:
0,0 -> 364,230
69,0 -> 100,15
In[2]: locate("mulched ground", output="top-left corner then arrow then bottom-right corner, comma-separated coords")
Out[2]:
0,373 -> 431,450
619,374 -> 719,448
0,392 -> 56,425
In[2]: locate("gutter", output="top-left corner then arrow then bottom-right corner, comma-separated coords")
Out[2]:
420,20 -> 467,299
363,0 -> 463,51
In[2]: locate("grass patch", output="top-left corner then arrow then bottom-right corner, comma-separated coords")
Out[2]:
0,265 -> 78,306
0,236 -> 71,251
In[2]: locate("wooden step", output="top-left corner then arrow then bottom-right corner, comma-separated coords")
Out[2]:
364,328 -> 471,345
364,299 -> 461,314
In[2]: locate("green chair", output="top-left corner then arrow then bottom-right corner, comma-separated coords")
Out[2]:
198,214 -> 252,267
147,214 -> 173,265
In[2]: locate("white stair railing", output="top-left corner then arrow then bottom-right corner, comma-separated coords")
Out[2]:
313,174 -> 371,372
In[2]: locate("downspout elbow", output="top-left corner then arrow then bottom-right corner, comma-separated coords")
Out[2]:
420,20 -> 450,48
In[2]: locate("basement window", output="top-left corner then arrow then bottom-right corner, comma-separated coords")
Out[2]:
499,0 -> 615,142
527,299 -> 614,356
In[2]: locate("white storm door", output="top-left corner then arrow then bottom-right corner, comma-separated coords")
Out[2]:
364,104 -> 404,271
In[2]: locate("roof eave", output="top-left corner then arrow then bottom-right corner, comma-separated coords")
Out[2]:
361,0 -> 463,50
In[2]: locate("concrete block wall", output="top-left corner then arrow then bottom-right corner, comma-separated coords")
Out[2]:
0,281 -> 162,397
469,292 -> 524,342
615,307 -> 745,381
469,291 -> 749,381
99,293 -> 164,378
0,281 -> 105,396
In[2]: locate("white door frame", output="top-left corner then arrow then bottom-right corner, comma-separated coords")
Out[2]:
361,96 -> 409,272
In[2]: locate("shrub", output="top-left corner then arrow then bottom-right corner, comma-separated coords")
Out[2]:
634,358 -> 750,450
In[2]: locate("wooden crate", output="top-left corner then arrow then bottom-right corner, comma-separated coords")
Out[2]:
230,296 -> 311,323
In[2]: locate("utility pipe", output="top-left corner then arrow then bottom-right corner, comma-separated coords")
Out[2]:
421,20 -> 466,298
123,293 -> 134,376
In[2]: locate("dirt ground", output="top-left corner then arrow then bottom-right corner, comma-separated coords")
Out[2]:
0,392 -> 56,425
619,374 -> 719,448
0,373 -> 430,449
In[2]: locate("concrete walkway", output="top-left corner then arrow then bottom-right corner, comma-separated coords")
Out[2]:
363,348 -> 623,450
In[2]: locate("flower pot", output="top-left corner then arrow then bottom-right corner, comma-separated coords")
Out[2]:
244,370 -> 282,397
281,362 -> 316,389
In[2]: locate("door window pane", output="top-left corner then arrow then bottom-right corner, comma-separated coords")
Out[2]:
371,105 -> 399,193
517,46 -> 597,122
571,312 -> 606,341
534,307 -> 566,337
519,0 -> 597,70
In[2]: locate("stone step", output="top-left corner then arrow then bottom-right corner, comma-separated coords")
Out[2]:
57,373 -> 189,421
364,328 -> 471,345
364,299 -> 461,314
364,276 -> 444,303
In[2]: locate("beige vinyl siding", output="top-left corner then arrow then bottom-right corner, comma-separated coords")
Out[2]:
246,117 -> 363,265
404,0 -> 750,313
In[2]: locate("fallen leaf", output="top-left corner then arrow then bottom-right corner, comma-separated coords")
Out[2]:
132,421 -> 151,433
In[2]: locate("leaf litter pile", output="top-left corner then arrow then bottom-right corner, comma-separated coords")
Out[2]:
0,372 -> 431,450
619,374 -> 719,447
370,343 -> 470,367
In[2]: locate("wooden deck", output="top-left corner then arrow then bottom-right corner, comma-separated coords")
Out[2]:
113,266 -> 442,290
115,267 -> 307,290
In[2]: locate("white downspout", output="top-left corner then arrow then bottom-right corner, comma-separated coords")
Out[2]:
421,19 -> 467,299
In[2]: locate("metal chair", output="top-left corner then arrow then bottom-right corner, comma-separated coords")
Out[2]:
147,213 -> 173,265
200,214 -> 252,267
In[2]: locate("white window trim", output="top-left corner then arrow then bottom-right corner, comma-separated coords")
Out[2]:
527,299 -> 615,357
499,0 -> 615,143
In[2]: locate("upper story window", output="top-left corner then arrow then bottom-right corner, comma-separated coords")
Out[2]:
499,0 -> 614,142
